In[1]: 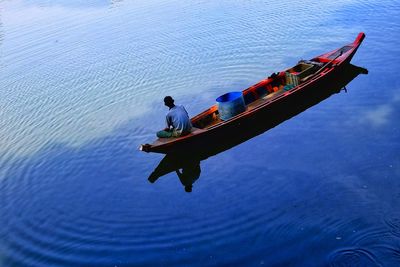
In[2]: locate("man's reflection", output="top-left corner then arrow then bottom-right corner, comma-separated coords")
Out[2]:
148,153 -> 201,192
175,161 -> 201,192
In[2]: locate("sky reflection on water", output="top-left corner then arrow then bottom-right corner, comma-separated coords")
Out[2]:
0,0 -> 400,266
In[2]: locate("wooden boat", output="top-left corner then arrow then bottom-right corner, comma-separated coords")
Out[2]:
140,32 -> 366,154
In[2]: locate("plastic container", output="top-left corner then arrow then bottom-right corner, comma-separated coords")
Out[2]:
284,84 -> 295,91
216,91 -> 246,121
285,72 -> 299,86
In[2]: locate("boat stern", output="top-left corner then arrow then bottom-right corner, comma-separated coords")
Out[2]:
139,144 -> 152,153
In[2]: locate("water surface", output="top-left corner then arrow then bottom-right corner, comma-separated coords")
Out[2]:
1,0 -> 400,266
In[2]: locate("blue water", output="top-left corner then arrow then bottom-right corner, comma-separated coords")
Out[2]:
1,0 -> 400,266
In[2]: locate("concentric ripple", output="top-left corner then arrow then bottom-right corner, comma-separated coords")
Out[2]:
328,248 -> 382,267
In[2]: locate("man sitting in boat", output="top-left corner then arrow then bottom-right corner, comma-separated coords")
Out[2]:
157,96 -> 192,138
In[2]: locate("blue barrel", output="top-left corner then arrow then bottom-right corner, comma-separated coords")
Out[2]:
216,91 -> 246,121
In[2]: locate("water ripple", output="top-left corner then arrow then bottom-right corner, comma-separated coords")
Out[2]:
328,248 -> 383,267
1,0 -> 399,266
384,217 -> 400,238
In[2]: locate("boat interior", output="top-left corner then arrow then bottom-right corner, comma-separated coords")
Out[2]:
191,57 -> 333,130
150,53 -> 341,146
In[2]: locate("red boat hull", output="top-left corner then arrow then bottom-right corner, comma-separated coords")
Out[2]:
141,33 -> 366,154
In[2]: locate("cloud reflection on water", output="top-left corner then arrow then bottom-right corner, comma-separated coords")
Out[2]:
358,90 -> 400,128
0,0 -> 363,158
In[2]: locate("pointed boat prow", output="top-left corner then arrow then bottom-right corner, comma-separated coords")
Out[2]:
354,32 -> 366,45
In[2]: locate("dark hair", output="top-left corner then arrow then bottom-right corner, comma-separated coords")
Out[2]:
164,96 -> 174,105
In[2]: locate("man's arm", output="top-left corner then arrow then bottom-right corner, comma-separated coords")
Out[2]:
165,114 -> 172,130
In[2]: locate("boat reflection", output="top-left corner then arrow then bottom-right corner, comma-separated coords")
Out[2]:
147,64 -> 368,192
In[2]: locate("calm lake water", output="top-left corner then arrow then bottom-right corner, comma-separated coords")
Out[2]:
1,0 -> 400,266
